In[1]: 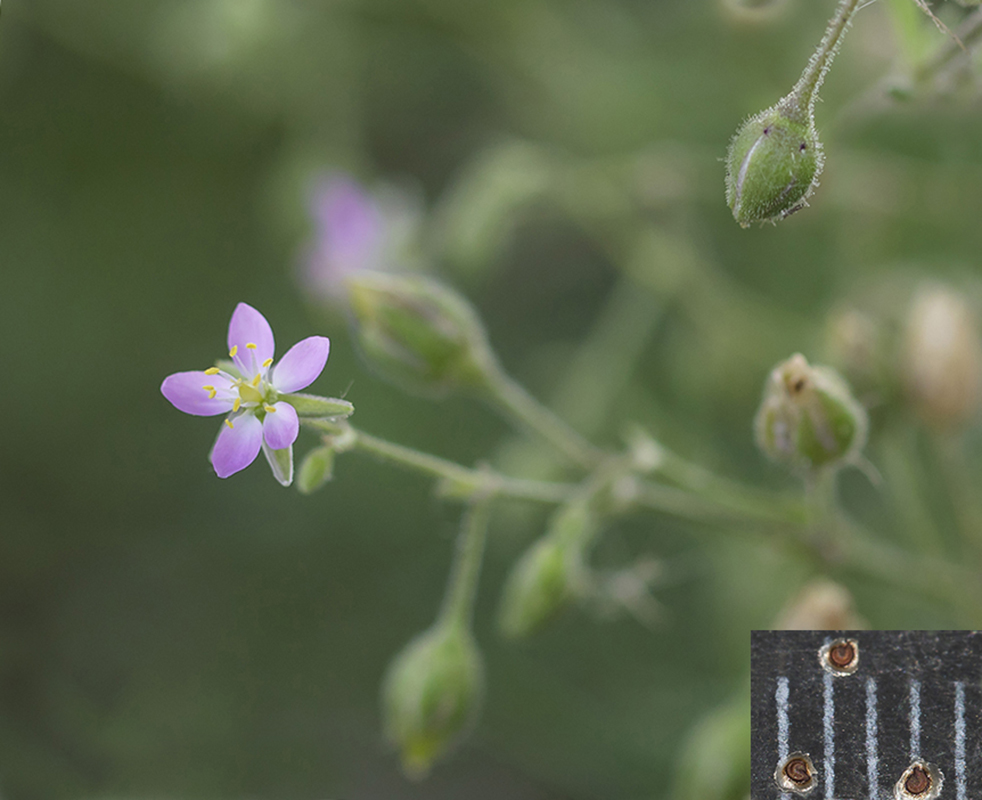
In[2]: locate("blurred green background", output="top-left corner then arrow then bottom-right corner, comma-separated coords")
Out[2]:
3,0 -> 982,797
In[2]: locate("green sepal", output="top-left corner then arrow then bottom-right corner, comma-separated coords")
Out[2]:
297,446 -> 335,494
261,441 -> 294,487
279,392 -> 354,419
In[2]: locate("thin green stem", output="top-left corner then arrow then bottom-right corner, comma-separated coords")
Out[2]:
438,498 -> 492,630
484,366 -> 606,469
788,0 -> 863,117
347,426 -> 574,504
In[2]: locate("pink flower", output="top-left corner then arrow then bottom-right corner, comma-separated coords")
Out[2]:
161,303 -> 330,484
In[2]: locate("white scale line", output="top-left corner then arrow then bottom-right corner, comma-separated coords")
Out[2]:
910,679 -> 921,761
777,676 -> 790,800
824,672 -> 835,800
866,678 -> 878,800
955,681 -> 966,800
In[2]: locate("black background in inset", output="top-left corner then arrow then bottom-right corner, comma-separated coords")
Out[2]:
751,631 -> 982,800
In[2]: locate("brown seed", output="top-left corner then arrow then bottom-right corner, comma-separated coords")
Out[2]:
785,757 -> 811,785
828,641 -> 855,669
905,766 -> 931,795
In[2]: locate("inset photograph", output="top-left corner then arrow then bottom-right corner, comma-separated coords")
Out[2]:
751,631 -> 981,800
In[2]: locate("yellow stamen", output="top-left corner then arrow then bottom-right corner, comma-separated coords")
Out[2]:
229,345 -> 238,357
264,404 -> 277,413
202,384 -> 217,400
202,384 -> 214,391
204,367 -> 220,375
232,398 -> 241,412
246,342 -> 257,350
262,357 -> 273,368
251,373 -> 261,387
225,419 -> 234,429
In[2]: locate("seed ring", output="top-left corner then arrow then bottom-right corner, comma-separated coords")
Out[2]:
819,638 -> 859,675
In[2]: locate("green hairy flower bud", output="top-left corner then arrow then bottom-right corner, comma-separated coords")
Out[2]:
497,535 -> 582,639
497,501 -> 594,638
754,353 -> 868,472
296,445 -> 334,494
346,271 -> 497,396
381,623 -> 484,779
725,0 -> 863,226
725,106 -> 822,227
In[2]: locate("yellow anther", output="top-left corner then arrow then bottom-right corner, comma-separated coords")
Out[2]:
204,367 -> 220,375
246,342 -> 257,350
209,390 -> 217,399
202,384 -> 215,391
262,357 -> 273,368
229,345 -> 238,357
251,373 -> 261,387
264,404 -> 277,413
232,398 -> 241,412
225,419 -> 234,429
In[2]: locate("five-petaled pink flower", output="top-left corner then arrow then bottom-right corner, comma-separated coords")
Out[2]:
161,303 -> 330,483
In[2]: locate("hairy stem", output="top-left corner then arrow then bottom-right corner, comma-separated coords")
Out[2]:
484,366 -> 606,468
788,0 -> 864,117
439,498 -> 492,630
348,426 -> 574,504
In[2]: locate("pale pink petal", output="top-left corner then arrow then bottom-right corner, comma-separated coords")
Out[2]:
209,414 -> 263,478
271,336 -> 330,393
262,401 -> 300,450
161,371 -> 235,416
227,303 -> 275,368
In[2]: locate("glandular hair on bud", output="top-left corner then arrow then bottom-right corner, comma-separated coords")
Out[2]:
726,104 -> 822,228
902,285 -> 982,430
755,353 -> 867,472
346,271 -> 497,397
381,623 -> 484,779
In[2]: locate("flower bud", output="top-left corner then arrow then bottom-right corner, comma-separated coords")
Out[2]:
902,285 -> 982,430
725,105 -> 822,227
346,271 -> 497,396
754,353 -> 867,472
497,536 -> 583,639
497,501 -> 594,638
381,623 -> 484,778
296,445 -> 334,494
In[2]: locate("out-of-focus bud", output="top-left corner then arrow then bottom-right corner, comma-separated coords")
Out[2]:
754,353 -> 868,472
498,535 -> 583,639
381,622 -> 484,779
346,271 -> 497,396
497,501 -> 595,638
674,691 -> 750,800
296,445 -> 334,495
725,105 -> 822,227
774,578 -> 868,630
902,285 -> 982,430
824,307 -> 890,400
